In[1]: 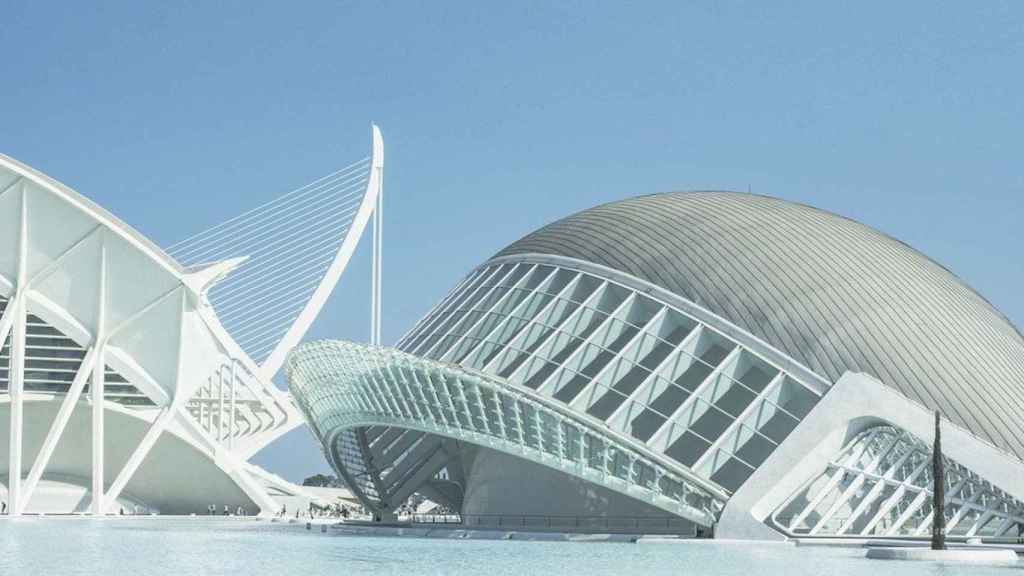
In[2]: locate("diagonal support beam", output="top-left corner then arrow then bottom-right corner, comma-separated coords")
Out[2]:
385,441 -> 452,510
26,225 -> 102,290
0,296 -> 19,368
103,406 -> 175,512
381,434 -> 443,492
691,370 -> 786,473
369,427 -> 405,460
17,347 -> 98,513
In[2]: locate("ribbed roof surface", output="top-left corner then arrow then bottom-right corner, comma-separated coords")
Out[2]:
494,191 -> 1024,461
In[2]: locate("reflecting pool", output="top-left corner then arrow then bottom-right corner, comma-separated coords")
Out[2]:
0,518 -> 1019,576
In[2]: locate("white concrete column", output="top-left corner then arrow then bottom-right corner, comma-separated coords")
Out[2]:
8,297 -> 26,515
229,360 -> 237,449
371,189 -> 381,345
91,236 -> 107,515
205,381 -> 213,431
7,186 -> 28,516
19,347 -> 99,513
373,169 -> 383,345
199,385 -> 206,431
218,364 -> 226,442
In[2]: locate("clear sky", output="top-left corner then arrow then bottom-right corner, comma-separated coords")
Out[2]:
3,2 -> 1022,482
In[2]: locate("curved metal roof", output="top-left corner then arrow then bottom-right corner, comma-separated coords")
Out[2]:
494,191 -> 1024,461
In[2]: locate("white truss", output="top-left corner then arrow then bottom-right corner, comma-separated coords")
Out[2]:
288,254 -> 833,526
0,125 -> 384,515
772,426 -> 1024,537
393,256 -> 822,494
287,340 -> 726,526
287,209 -> 1024,537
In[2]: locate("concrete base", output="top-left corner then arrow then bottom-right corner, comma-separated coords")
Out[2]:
0,400 -> 264,515
327,522 -> 641,542
866,547 -> 1018,564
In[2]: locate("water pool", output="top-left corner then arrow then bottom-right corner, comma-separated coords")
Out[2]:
0,518 -> 1019,576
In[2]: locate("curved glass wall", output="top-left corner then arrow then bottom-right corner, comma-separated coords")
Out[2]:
0,296 -> 146,406
287,341 -> 726,525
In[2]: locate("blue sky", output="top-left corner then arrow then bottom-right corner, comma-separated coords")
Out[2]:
3,2 -> 1022,481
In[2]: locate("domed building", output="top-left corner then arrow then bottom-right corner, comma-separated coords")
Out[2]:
287,191 -> 1024,539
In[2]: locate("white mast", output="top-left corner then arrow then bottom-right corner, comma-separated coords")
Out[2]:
370,125 -> 384,346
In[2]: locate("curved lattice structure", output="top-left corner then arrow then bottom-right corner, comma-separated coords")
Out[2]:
496,192 -> 1024,461
290,191 -> 1024,539
773,426 -> 1024,538
288,340 -> 726,526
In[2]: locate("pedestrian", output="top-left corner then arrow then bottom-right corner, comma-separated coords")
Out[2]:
223,505 -> 229,516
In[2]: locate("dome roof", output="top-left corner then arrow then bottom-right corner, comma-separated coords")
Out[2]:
494,191 -> 1024,461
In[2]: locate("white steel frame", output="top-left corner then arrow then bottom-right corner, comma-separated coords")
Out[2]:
392,257 -> 820,493
287,340 -> 727,526
287,255 -> 827,525
0,125 -> 384,515
772,425 -> 1024,538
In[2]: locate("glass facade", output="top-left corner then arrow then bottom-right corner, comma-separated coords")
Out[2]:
288,340 -> 726,525
0,296 -> 147,406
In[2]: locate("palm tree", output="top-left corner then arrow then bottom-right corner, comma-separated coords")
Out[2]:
931,410 -> 946,551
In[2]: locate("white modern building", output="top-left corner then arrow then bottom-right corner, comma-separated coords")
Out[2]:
287,191 -> 1024,539
0,127 -> 384,516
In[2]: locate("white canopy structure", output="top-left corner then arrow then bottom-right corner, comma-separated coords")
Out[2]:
0,125 -> 383,515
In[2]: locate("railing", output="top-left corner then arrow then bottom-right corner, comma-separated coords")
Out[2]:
411,513 -> 710,535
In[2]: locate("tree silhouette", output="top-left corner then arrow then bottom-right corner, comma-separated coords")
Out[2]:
931,410 -> 946,551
